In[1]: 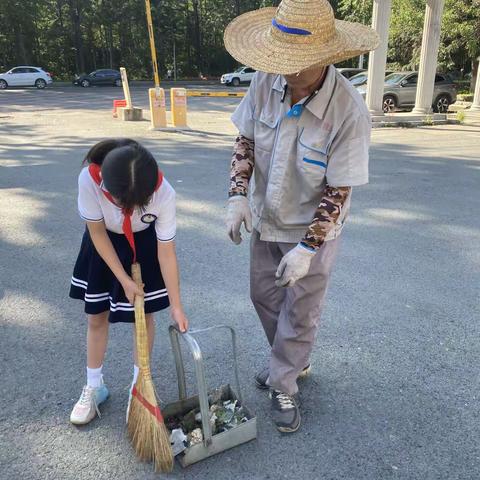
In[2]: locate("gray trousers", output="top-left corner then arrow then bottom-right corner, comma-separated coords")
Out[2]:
250,229 -> 340,395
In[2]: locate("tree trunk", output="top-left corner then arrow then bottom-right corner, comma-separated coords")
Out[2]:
14,27 -> 29,65
57,0 -> 64,29
108,25 -> 114,69
471,59 -> 479,93
192,0 -> 202,73
185,1 -> 192,73
119,17 -> 130,69
69,0 -> 85,73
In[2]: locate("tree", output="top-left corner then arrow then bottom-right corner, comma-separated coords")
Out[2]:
439,0 -> 480,88
387,0 -> 425,71
0,0 -> 477,87
337,0 -> 372,24
67,0 -> 87,73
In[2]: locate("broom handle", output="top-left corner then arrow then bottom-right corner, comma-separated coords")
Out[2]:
132,263 -> 150,371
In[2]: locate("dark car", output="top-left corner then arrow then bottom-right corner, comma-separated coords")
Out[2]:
73,69 -> 122,88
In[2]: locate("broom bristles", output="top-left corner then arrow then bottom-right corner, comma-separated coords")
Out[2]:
127,373 -> 174,473
128,263 -> 174,473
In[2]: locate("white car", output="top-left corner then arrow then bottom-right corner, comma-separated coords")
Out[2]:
221,66 -> 256,86
0,66 -> 53,90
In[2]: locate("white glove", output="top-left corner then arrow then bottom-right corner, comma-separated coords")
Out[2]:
226,195 -> 252,245
275,243 -> 316,288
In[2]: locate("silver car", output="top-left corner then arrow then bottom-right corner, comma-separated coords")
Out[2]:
337,67 -> 366,79
349,70 -> 394,87
357,71 -> 457,113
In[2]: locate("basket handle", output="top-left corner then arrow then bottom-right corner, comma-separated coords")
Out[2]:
168,325 -> 243,446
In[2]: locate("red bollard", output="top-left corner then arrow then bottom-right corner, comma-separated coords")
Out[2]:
113,99 -> 127,118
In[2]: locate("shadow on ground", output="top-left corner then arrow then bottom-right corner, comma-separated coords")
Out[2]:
0,121 -> 479,480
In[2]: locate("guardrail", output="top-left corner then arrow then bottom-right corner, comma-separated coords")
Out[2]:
187,90 -> 246,98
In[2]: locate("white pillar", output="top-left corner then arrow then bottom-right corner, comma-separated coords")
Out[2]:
358,54 -> 364,70
471,60 -> 480,111
366,0 -> 392,116
412,0 -> 445,115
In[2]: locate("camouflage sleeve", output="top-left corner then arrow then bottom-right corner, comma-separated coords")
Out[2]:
301,185 -> 352,250
229,135 -> 255,197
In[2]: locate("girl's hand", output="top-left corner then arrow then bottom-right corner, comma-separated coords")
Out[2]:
122,277 -> 144,305
171,306 -> 189,332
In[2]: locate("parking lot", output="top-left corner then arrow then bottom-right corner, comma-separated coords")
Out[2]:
1,86 -> 480,480
0,81 -> 247,114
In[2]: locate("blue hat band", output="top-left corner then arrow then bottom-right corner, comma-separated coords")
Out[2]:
272,18 -> 312,36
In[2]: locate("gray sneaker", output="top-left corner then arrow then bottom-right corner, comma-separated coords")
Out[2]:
270,389 -> 301,433
254,364 -> 311,390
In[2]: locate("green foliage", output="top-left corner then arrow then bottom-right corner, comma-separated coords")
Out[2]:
0,0 -> 478,81
423,114 -> 433,126
438,0 -> 480,73
337,0 -> 372,24
388,0 -> 425,70
338,0 -> 479,82
0,0 -> 277,79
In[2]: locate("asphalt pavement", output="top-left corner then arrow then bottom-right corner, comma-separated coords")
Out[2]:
0,88 -> 479,480
0,81 -> 247,113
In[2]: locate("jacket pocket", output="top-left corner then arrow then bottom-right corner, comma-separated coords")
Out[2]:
297,128 -> 329,189
253,110 -> 279,153
253,110 -> 279,185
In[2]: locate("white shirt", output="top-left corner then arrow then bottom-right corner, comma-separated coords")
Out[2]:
77,167 -> 176,242
231,66 -> 371,243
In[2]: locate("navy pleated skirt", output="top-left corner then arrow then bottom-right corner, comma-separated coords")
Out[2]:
69,223 -> 169,323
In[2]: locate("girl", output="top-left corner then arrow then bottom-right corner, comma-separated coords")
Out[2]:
69,138 -> 188,425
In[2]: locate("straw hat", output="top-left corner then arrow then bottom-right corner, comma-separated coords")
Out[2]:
224,0 -> 380,75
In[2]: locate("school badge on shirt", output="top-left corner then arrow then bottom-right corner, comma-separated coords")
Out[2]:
141,213 -> 157,224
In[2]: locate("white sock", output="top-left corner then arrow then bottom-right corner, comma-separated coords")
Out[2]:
131,365 -> 139,391
87,366 -> 103,388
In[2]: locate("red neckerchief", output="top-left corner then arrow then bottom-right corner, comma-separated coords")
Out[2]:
88,163 -> 163,262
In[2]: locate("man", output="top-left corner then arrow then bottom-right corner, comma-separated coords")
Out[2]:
224,0 -> 379,433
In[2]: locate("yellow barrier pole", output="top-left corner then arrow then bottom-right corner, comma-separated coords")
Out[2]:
145,0 -> 160,88
171,88 -> 188,128
145,0 -> 167,128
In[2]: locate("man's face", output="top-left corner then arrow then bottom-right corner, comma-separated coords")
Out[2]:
284,65 -> 327,89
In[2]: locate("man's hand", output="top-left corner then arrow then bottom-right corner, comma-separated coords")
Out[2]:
226,195 -> 252,244
275,243 -> 316,288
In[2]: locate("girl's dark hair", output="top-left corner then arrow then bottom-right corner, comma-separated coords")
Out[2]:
84,138 -> 158,211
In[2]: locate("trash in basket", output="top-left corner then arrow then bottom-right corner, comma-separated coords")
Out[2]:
164,326 -> 257,467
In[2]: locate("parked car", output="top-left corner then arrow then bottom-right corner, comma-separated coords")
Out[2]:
348,70 -> 394,87
221,66 -> 256,86
0,66 -> 52,89
337,67 -> 366,79
73,69 -> 122,87
356,71 -> 457,113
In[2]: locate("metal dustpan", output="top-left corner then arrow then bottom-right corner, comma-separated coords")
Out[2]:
164,325 -> 257,467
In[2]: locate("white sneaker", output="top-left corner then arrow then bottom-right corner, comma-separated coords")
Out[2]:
70,382 -> 109,425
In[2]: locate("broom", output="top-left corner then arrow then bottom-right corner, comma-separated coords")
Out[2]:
127,262 -> 174,472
